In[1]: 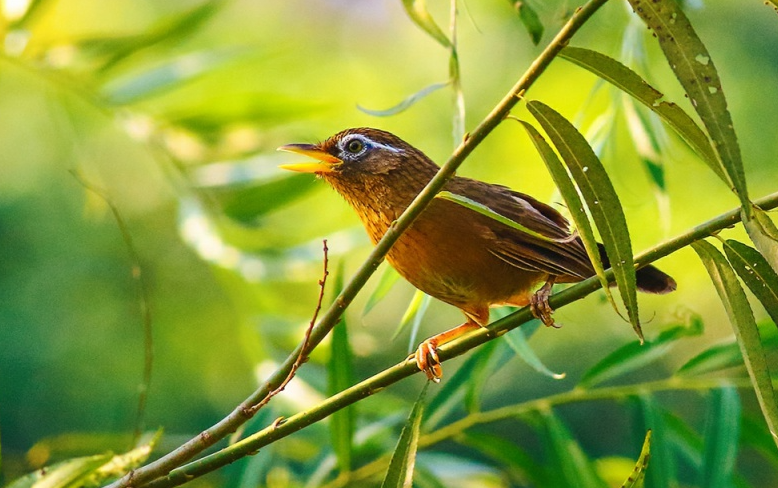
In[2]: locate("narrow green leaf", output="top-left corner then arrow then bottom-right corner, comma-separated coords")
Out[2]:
692,239 -> 778,450
465,340 -> 516,413
503,321 -> 566,379
363,266 -> 401,316
518,119 -> 615,313
698,387 -> 741,488
393,290 -> 431,345
579,316 -> 703,388
329,264 -> 355,473
211,173 -> 317,224
401,0 -> 452,48
512,1 -> 544,45
381,383 -> 429,488
623,98 -> 666,192
626,0 -> 750,213
457,431 -> 545,486
527,101 -> 641,341
437,191 -> 577,244
541,409 -> 609,488
741,412 -> 778,469
724,239 -> 778,325
358,81 -> 450,117
743,206 -> 778,274
621,430 -> 651,488
6,454 -> 111,488
559,46 -> 723,181
635,395 -> 674,488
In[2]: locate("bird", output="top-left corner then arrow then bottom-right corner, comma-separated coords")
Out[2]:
279,127 -> 676,381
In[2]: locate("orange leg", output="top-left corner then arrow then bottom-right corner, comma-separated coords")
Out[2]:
413,320 -> 481,382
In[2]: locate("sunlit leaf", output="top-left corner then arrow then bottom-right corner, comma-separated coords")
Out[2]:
519,119 -> 615,312
358,81 -> 450,117
527,101 -> 641,341
511,0 -> 544,45
723,239 -> 778,325
579,316 -> 703,388
456,431 -> 545,486
6,454 -> 111,488
692,240 -> 778,450
363,266 -> 401,317
381,383 -> 429,488
626,0 -> 750,213
393,290 -> 431,347
503,320 -> 565,379
620,430 -> 651,488
699,387 -> 741,488
743,206 -> 778,274
401,0 -> 452,48
328,263 -> 355,473
559,46 -> 723,182
541,409 -> 609,488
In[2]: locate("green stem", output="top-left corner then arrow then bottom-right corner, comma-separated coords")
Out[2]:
112,1 -> 613,487
144,191 -> 778,488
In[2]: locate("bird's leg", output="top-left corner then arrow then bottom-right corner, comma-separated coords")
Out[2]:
413,320 -> 481,383
530,277 -> 559,328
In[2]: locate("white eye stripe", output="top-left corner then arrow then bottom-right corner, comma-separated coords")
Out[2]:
339,134 -> 404,154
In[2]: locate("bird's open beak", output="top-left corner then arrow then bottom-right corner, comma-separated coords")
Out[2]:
278,143 -> 342,174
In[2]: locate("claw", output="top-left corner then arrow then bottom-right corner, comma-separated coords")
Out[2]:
530,278 -> 560,328
414,339 -> 442,383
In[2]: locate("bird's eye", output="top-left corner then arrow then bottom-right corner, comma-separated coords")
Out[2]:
345,138 -> 365,154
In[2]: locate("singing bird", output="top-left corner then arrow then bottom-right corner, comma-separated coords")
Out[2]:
279,128 -> 676,381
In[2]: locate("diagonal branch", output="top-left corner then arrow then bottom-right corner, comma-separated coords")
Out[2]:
105,1 -> 612,486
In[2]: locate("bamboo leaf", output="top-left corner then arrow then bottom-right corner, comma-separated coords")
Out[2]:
723,239 -> 778,325
363,266 -> 402,316
541,409 -> 609,488
358,81 -> 450,117
743,206 -> 778,274
511,1 -> 544,45
328,264 -> 355,473
518,119 -> 616,314
692,239 -> 778,450
527,101 -> 641,341
698,387 -> 741,488
559,46 -> 723,181
381,383 -> 429,488
621,430 -> 652,488
401,0 -> 452,48
626,0 -> 750,213
579,316 -> 703,388
503,320 -> 565,379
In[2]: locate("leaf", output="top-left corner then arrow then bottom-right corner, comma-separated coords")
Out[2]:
698,387 -> 741,488
209,173 -> 317,224
393,290 -> 431,347
540,409 -> 609,488
635,395 -> 674,488
559,46 -> 723,182
512,1 -> 544,45
743,206 -> 778,274
503,320 -> 565,379
723,239 -> 778,325
381,383 -> 429,488
692,240 -> 778,450
579,316 -> 703,388
526,101 -> 642,341
328,263 -> 355,473
626,0 -> 750,213
518,119 -> 615,314
363,266 -> 401,316
621,430 -> 651,488
401,0 -> 452,48
6,454 -> 111,488
437,191 -> 578,244
464,340 -> 516,413
358,81 -> 450,117
456,431 -> 545,486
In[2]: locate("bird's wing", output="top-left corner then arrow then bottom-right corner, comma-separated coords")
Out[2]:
444,177 -> 595,279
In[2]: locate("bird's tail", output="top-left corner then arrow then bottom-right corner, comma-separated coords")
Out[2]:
597,243 -> 676,294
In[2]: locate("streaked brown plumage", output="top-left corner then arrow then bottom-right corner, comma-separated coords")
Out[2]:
280,127 -> 676,381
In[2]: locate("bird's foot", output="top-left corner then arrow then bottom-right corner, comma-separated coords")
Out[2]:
413,339 -> 442,383
530,279 -> 560,328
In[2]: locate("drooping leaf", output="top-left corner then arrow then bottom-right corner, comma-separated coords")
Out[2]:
328,263 -> 355,473
358,81 -> 450,117
579,316 -> 703,388
401,0 -> 452,48
511,1 -> 544,45
503,320 -> 565,379
620,430 -> 652,488
381,383 -> 429,488
743,206 -> 778,274
527,101 -> 641,341
723,239 -> 778,325
559,46 -> 723,181
698,387 -> 741,488
540,409 -> 609,488
692,240 -> 778,450
626,0 -> 750,213
363,266 -> 402,317
519,119 -> 615,313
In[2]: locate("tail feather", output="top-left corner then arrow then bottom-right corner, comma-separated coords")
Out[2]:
597,243 -> 676,294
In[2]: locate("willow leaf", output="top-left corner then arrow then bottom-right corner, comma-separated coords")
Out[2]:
503,321 -> 565,379
621,430 -> 652,488
723,240 -> 778,325
627,0 -> 749,213
692,240 -> 778,450
512,0 -> 544,45
743,206 -> 778,274
527,101 -> 641,341
560,46 -> 723,181
358,82 -> 450,117
381,383 -> 429,488
401,0 -> 452,48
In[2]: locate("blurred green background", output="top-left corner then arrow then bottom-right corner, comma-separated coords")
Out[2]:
1,0 -> 777,486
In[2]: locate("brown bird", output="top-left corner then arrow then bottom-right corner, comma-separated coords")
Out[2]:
279,128 -> 676,381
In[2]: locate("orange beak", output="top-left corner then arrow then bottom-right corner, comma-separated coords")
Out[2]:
278,143 -> 342,174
